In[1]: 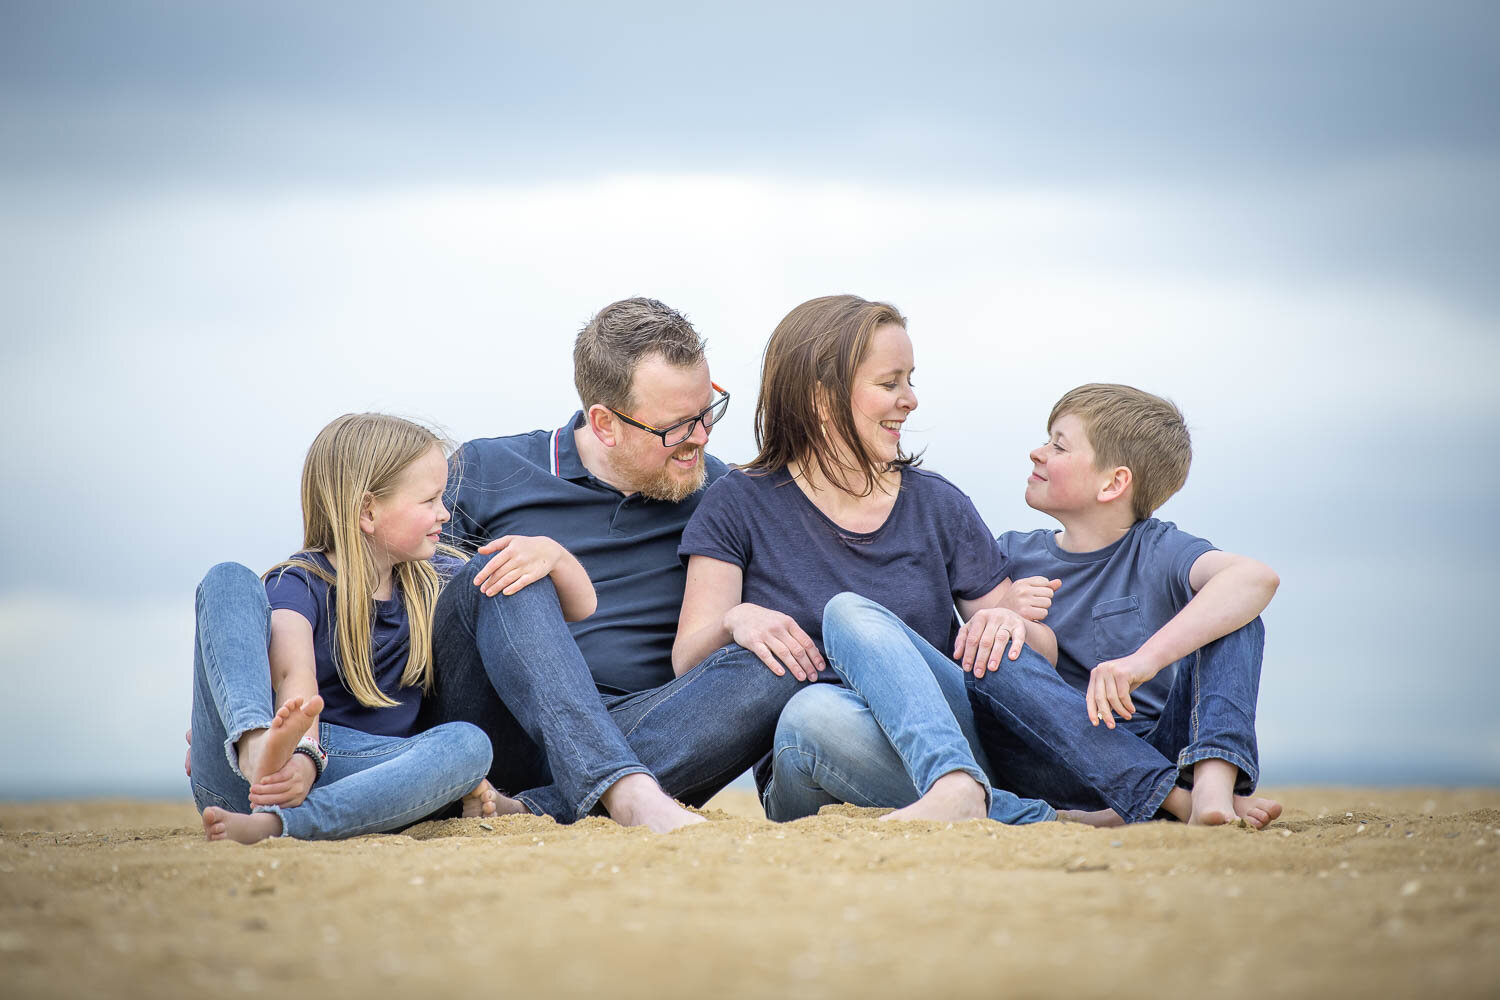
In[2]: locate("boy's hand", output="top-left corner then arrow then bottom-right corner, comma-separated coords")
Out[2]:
1086,652 -> 1162,729
248,753 -> 317,808
474,535 -> 564,597
954,608 -> 1029,677
1002,577 -> 1061,622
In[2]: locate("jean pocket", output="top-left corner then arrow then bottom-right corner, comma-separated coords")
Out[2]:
191,781 -> 233,813
1092,596 -> 1146,662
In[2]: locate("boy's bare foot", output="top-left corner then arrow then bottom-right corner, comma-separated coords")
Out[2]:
461,780 -> 525,818
1234,794 -> 1283,830
599,773 -> 705,833
237,695 -> 324,785
882,772 -> 987,823
1057,807 -> 1125,828
1187,758 -> 1239,826
202,806 -> 282,844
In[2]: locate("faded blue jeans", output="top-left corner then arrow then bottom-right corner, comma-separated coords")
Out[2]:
421,554 -> 805,822
763,593 -> 1056,824
188,562 -> 493,839
967,617 -> 1265,819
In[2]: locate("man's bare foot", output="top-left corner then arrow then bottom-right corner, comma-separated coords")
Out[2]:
237,695 -> 324,785
1234,794 -> 1283,830
599,773 -> 705,834
202,806 -> 282,845
1057,807 -> 1125,828
882,772 -> 987,823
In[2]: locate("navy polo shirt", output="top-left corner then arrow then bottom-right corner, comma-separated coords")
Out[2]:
444,412 -> 729,696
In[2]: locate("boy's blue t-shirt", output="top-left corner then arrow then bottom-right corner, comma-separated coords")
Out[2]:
679,466 -> 1009,655
263,551 -> 463,737
999,518 -> 1216,719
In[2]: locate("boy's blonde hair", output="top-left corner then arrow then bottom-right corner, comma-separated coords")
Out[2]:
267,413 -> 457,709
1049,384 -> 1192,521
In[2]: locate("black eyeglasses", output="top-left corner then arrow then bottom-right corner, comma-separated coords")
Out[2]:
608,383 -> 730,447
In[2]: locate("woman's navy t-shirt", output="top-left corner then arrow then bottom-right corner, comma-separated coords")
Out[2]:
263,552 -> 462,737
679,467 -> 1009,654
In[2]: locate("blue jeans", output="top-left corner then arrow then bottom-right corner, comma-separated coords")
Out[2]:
972,617 -> 1265,815
421,554 -> 804,822
764,593 -> 1056,824
188,562 -> 493,840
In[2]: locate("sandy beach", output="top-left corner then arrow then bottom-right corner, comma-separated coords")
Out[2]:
1,787 -> 1495,999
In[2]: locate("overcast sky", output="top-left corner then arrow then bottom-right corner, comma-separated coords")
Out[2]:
2,2 -> 1496,796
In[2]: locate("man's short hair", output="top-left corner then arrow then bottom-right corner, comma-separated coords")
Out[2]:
573,298 -> 707,411
1049,383 -> 1192,520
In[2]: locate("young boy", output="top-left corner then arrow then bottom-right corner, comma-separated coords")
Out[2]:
997,383 -> 1281,827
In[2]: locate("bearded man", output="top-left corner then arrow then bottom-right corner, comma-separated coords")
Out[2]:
423,298 -> 803,832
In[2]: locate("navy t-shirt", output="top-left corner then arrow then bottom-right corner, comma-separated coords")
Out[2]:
264,551 -> 463,737
999,518 -> 1217,719
445,412 -> 729,696
679,466 -> 1009,655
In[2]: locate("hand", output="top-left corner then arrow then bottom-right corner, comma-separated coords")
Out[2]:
248,752 -> 318,808
1085,652 -> 1162,729
1002,576 -> 1061,622
183,727 -> 192,778
724,603 -> 825,682
473,535 -> 564,597
953,607 -> 1028,678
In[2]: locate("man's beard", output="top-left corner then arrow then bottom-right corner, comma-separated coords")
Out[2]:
633,444 -> 708,502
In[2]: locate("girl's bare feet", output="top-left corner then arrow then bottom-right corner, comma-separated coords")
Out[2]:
882,772 -> 987,823
460,780 -> 526,818
237,695 -> 324,785
202,806 -> 282,844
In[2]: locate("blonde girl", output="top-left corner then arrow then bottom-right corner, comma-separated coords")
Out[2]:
188,413 -> 540,842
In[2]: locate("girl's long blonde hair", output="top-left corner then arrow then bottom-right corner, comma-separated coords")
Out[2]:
266,413 -> 458,708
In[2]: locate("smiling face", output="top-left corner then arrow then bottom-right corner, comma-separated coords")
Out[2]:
844,322 -> 918,466
1025,413 -> 1107,516
365,444 -> 451,564
609,354 -> 716,502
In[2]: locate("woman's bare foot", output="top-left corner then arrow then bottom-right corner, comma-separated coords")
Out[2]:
1234,794 -> 1283,830
600,773 -> 705,833
461,780 -> 526,818
202,806 -> 282,845
882,772 -> 987,823
1057,807 -> 1125,828
236,695 -> 324,785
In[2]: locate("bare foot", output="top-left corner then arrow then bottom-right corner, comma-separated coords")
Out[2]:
1188,758 -> 1239,826
202,806 -> 282,844
599,773 -> 705,834
461,780 -> 525,818
882,772 -> 987,823
237,695 -> 324,785
1058,808 -> 1125,828
1234,794 -> 1283,830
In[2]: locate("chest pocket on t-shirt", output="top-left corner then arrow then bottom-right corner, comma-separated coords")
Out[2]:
1092,596 -> 1146,662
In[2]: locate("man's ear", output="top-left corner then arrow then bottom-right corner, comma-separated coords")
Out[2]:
586,404 -> 620,448
359,492 -> 377,535
1097,466 -> 1133,506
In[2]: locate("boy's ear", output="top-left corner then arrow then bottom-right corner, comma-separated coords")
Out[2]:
586,404 -> 620,448
359,492 -> 377,535
1097,466 -> 1133,506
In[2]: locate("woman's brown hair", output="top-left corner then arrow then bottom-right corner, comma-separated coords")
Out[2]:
744,294 -> 920,496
